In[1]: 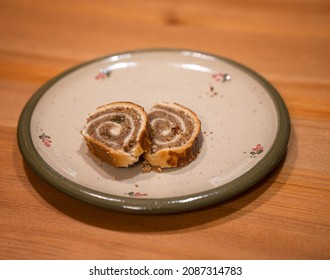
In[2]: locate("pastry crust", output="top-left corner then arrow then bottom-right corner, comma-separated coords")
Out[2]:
81,102 -> 150,167
144,102 -> 202,169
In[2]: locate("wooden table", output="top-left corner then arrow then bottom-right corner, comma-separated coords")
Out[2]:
1,0 -> 329,260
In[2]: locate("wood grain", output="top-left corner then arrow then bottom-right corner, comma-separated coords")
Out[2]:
0,0 -> 329,260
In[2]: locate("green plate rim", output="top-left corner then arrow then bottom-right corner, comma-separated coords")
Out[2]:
17,48 -> 291,214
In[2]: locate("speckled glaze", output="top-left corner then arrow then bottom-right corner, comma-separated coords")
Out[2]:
17,49 -> 290,214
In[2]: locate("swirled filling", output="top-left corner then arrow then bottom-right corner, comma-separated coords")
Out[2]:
148,104 -> 195,152
85,107 -> 142,152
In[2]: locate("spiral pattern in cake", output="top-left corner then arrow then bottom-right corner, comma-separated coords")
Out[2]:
81,102 -> 150,167
144,102 -> 203,168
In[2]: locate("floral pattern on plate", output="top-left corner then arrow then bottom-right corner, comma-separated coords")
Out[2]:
20,49 -> 289,213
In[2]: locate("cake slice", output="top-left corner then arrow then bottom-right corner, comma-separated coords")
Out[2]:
144,102 -> 203,169
81,102 -> 150,167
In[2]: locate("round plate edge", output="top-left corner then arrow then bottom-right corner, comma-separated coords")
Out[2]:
17,48 -> 291,214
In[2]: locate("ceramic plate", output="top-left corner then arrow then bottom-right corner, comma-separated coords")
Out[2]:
17,49 -> 290,214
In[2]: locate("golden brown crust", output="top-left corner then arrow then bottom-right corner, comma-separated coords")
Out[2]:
81,102 -> 151,167
144,131 -> 203,168
144,102 -> 202,169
